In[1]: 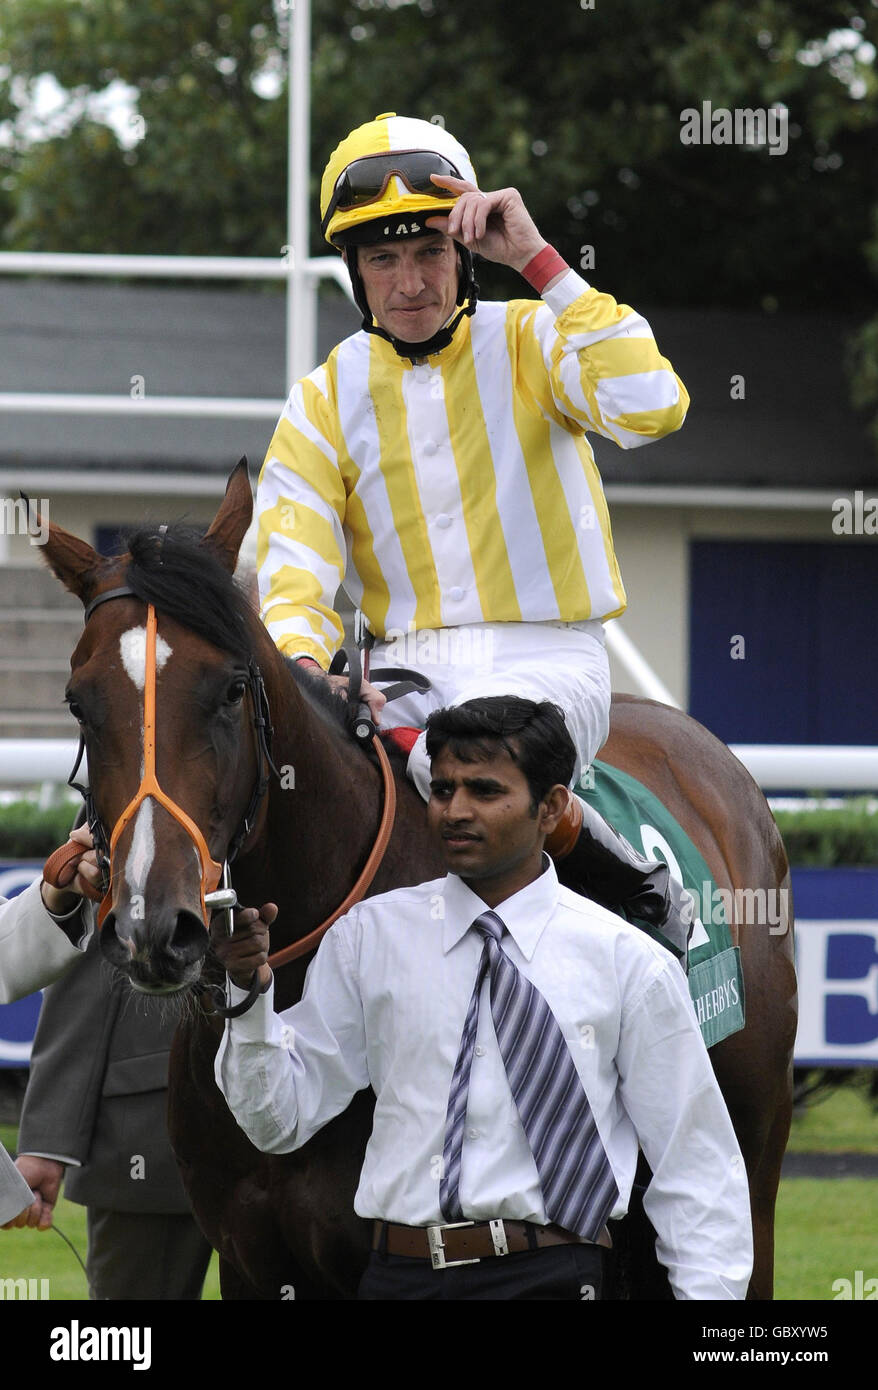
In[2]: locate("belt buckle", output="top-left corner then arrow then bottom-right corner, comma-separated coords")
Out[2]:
426,1219 -> 510,1269
427,1220 -> 479,1270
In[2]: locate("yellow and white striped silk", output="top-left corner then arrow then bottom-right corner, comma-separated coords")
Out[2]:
256,274 -> 689,668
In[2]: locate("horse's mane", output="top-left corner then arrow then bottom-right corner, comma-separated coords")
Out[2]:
121,523 -> 410,769
124,525 -> 253,665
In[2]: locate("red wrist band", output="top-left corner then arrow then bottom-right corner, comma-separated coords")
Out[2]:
521,245 -> 569,292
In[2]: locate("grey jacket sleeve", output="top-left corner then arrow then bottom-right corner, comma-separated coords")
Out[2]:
0,880 -> 88,1004
16,929 -> 122,1169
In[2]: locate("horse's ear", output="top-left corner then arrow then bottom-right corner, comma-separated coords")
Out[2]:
31,495 -> 104,605
203,459 -> 253,574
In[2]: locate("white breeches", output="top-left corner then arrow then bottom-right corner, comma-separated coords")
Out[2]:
371,619 -> 611,799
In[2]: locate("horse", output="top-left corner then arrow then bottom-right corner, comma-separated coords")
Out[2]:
40,462 -> 797,1299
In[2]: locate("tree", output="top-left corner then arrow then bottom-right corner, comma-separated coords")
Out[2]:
0,0 -> 287,255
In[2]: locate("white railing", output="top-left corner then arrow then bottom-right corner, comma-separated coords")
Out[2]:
0,250 -> 355,421
1,740 -> 877,792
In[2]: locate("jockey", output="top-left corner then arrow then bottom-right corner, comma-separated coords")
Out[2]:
256,113 -> 692,953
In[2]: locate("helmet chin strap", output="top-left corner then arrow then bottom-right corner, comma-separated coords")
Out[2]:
347,245 -> 479,362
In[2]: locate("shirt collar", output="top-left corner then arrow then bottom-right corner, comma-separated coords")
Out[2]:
440,854 -> 560,961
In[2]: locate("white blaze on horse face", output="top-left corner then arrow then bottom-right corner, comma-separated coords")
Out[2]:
126,798 -> 155,895
120,625 -> 173,691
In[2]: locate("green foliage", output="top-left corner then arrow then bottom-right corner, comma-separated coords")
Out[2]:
0,801 -> 80,858
0,796 -> 875,866
0,0 -> 287,256
773,800 -> 878,866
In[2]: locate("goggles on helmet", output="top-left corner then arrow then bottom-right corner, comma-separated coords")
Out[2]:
320,149 -> 462,237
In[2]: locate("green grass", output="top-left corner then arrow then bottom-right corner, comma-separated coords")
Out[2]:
787,1076 -> 878,1154
774,1180 -> 878,1300
1,1123 -> 220,1299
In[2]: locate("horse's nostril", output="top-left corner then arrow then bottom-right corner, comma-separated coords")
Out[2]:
98,912 -> 128,964
169,911 -> 210,968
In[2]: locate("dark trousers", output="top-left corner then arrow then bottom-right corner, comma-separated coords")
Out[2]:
86,1207 -> 212,1300
358,1242 -> 605,1300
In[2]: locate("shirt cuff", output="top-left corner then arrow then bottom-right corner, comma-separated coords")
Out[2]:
291,651 -> 329,671
542,268 -> 592,316
16,1151 -> 80,1168
226,975 -> 277,1042
39,887 -> 93,950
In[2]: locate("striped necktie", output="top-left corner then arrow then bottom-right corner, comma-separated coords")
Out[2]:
439,909 -> 618,1241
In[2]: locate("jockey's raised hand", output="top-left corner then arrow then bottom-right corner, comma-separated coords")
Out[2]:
426,175 -> 549,274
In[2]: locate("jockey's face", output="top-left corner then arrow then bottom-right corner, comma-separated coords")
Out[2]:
354,233 -> 460,343
427,741 -> 567,907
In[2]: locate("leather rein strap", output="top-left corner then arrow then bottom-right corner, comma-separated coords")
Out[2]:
266,733 -> 396,969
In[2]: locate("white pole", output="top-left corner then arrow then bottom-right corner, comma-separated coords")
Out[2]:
604,620 -> 681,709
729,746 -> 878,792
287,0 -> 315,390
1,739 -> 877,791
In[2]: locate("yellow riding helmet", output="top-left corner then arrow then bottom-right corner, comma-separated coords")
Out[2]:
320,112 -> 479,246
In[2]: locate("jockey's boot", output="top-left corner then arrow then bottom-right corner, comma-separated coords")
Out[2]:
547,794 -> 694,962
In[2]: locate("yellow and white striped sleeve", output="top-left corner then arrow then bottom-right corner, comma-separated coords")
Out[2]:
256,363 -> 347,668
514,271 -> 690,449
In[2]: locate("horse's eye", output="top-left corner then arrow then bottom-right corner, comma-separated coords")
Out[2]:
226,679 -> 247,705
66,696 -> 85,723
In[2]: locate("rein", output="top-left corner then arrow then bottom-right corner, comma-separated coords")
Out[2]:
266,735 -> 396,968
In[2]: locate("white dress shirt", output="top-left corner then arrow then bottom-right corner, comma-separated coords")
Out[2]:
215,859 -> 753,1299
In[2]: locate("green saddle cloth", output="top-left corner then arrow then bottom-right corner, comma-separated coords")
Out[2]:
576,759 -> 745,1050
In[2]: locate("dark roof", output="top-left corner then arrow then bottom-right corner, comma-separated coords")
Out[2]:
1,280 -> 875,487
595,303 -> 877,489
0,280 -> 359,477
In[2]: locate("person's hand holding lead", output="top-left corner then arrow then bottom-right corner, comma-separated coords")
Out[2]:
210,902 -> 276,992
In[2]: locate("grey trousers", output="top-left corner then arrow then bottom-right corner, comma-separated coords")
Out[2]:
86,1206 -> 212,1300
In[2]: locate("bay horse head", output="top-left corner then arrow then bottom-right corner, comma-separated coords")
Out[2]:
41,462 -> 272,994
